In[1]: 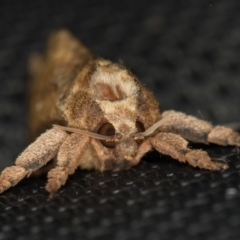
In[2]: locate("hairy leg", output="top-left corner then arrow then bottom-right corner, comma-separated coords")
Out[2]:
207,126 -> 240,146
46,133 -> 90,197
133,141 -> 152,165
161,110 -> 240,146
150,132 -> 228,170
0,128 -> 68,194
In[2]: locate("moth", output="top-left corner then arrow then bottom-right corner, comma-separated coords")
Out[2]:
0,30 -> 239,198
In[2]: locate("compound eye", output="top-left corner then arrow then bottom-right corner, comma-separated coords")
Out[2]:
98,122 -> 116,148
136,121 -> 145,133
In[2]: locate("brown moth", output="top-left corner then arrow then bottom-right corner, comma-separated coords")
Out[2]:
0,30 -> 240,198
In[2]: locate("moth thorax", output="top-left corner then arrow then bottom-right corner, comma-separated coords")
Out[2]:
90,61 -> 139,102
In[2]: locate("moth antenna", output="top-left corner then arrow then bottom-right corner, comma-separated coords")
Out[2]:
53,125 -> 115,141
136,118 -> 168,137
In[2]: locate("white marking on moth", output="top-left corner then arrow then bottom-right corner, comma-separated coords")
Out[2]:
90,60 -> 139,100
96,95 -> 138,113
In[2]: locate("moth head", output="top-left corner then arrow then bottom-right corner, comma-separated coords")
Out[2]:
97,120 -> 145,162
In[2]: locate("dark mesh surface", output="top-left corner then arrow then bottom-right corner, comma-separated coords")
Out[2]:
1,0 -> 240,239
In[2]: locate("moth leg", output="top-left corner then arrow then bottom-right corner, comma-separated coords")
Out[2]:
46,133 -> 90,197
207,126 -> 240,146
0,128 -> 68,194
132,141 -> 153,166
150,132 -> 228,170
161,110 -> 240,146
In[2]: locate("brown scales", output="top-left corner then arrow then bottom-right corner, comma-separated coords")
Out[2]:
93,82 -> 126,101
0,30 -> 239,198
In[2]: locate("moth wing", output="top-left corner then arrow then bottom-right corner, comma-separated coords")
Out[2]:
28,30 -> 95,140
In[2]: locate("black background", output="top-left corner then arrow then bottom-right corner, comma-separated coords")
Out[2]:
0,0 -> 240,239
